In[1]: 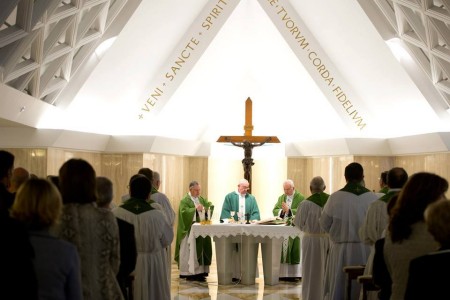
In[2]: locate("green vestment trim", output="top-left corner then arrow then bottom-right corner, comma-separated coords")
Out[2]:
306,192 -> 330,208
150,186 -> 158,195
120,197 -> 155,214
174,193 -> 214,267
340,182 -> 371,196
280,236 -> 301,264
378,186 -> 389,194
378,190 -> 399,203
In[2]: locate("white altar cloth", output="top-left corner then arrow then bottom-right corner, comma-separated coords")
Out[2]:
188,223 -> 302,285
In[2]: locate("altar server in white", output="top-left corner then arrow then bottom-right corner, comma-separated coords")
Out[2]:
320,162 -> 378,300
114,175 -> 173,300
295,176 -> 330,300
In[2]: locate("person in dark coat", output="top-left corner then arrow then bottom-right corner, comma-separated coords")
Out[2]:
96,176 -> 137,300
405,199 -> 450,300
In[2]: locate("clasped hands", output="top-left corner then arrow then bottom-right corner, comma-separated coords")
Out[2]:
281,202 -> 290,214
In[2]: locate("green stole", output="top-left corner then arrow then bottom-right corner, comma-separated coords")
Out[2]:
121,197 -> 155,214
340,182 -> 370,195
379,190 -> 399,203
150,186 -> 158,195
379,186 -> 389,194
306,192 -> 330,208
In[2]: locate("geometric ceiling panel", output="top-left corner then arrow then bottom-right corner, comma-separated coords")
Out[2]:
372,0 -> 450,110
0,0 -> 126,105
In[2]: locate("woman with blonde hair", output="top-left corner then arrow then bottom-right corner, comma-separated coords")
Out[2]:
11,178 -> 82,300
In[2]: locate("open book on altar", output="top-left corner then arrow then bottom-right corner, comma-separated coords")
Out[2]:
255,217 -> 287,225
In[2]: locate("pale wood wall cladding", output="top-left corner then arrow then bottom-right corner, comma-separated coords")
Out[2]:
6,148 -> 450,196
394,153 -> 450,180
4,148 -> 48,178
288,156 -> 399,195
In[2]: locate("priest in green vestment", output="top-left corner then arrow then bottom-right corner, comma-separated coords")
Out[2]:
219,179 -> 261,280
220,179 -> 261,222
175,181 -> 214,281
272,179 -> 305,280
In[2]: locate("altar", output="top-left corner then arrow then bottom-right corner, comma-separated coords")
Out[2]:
188,223 -> 302,285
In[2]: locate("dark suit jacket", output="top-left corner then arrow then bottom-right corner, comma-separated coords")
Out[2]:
116,218 -> 137,289
372,238 -> 391,300
405,249 -> 450,300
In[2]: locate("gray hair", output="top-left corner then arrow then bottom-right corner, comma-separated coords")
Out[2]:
310,176 -> 326,192
152,171 -> 160,184
283,179 -> 295,188
189,180 -> 199,189
96,176 -> 113,208
238,178 -> 249,185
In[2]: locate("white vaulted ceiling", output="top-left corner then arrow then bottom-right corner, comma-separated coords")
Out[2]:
1,0 -> 450,156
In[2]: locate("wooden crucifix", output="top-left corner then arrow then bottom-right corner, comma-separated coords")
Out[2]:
217,97 -> 280,193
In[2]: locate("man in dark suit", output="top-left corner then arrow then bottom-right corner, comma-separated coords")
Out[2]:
96,176 -> 137,300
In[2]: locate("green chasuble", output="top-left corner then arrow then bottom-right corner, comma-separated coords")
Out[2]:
272,190 -> 305,217
272,190 -> 305,264
174,193 -> 214,267
220,192 -> 261,221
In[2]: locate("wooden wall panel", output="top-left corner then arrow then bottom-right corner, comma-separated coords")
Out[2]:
306,157 -> 334,194
394,153 -> 450,179
287,157 -> 308,195
61,151 -> 102,175
101,153 -> 143,206
4,148 -> 48,178
288,156 -> 391,195
187,157 -> 209,198
355,156 -> 395,192
47,148 -> 66,176
142,153 -> 187,218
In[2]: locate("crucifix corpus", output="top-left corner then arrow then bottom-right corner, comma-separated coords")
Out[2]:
217,97 -> 280,193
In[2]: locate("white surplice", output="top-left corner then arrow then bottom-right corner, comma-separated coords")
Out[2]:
320,190 -> 378,300
150,192 -> 175,282
359,194 -> 388,274
295,199 -> 329,300
113,204 -> 173,300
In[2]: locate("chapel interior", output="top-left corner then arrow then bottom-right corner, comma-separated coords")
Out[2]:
2,0 -> 450,299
